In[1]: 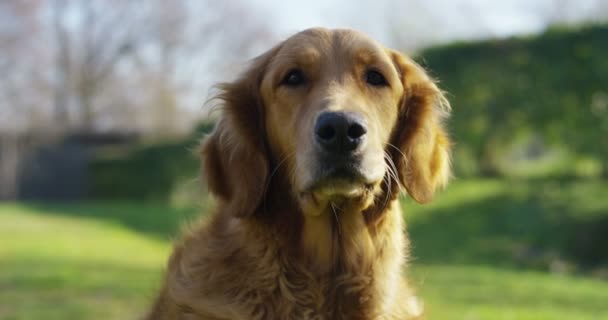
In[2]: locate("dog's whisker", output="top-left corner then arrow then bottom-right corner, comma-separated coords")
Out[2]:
381,152 -> 400,209
386,143 -> 408,163
384,154 -> 397,179
381,171 -> 392,210
381,155 -> 391,200
384,150 -> 404,194
330,201 -> 341,236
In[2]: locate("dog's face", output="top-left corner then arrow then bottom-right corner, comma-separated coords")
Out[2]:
203,28 -> 451,218
261,29 -> 404,213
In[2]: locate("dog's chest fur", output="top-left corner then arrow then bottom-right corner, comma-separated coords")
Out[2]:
165,201 -> 413,320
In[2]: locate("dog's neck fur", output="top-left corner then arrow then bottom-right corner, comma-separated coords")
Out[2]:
253,184 -> 407,318
301,202 -> 379,274
260,173 -> 406,275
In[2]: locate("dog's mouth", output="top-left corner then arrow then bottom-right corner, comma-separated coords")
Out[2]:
303,161 -> 378,199
296,155 -> 385,216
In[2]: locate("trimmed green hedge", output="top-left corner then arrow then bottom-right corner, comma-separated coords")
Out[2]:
90,123 -> 214,200
418,24 -> 608,177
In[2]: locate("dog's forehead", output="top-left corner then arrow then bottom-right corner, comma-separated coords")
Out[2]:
279,28 -> 388,62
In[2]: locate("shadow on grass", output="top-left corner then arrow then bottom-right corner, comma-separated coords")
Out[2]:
24,201 -> 202,240
406,178 -> 608,269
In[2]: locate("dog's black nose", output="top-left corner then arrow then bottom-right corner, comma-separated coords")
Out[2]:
314,111 -> 367,154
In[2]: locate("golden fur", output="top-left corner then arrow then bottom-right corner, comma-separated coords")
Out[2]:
145,28 -> 451,320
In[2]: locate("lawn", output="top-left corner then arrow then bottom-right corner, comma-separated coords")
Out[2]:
1,178 -> 608,319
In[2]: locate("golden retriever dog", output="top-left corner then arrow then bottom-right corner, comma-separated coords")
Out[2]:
146,27 -> 451,320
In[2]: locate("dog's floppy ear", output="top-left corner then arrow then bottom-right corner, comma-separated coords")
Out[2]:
388,50 -> 452,204
201,47 -> 279,217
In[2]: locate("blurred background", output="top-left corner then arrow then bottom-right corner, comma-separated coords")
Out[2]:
1,0 -> 607,319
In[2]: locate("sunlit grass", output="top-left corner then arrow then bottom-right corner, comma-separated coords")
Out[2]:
411,265 -> 608,320
0,205 -> 168,320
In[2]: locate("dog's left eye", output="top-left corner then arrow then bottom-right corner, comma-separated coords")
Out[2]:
281,69 -> 306,86
365,70 -> 388,87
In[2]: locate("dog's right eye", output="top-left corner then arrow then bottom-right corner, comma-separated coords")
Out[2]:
281,69 -> 306,86
365,69 -> 389,87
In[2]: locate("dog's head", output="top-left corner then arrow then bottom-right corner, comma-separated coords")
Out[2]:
203,28 -> 451,218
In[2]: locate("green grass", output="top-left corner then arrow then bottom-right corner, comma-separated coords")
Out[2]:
404,178 -> 608,268
2,178 -> 608,319
412,265 -> 608,320
0,204 -> 169,319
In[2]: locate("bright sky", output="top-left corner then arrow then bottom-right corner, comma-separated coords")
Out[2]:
252,0 -> 607,50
